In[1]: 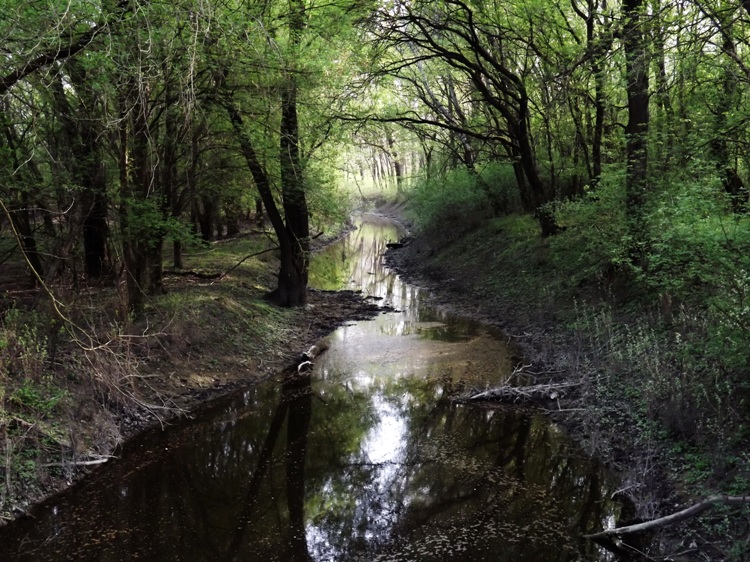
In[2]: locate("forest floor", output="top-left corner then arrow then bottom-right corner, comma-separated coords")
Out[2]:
380,201 -> 750,561
0,224 -> 384,523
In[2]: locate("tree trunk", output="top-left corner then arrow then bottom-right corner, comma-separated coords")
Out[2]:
82,190 -> 108,279
274,77 -> 309,307
198,197 -> 215,241
12,196 -> 45,285
712,18 -> 749,212
623,0 -> 650,243
272,0 -> 309,307
255,196 -> 265,228
225,101 -> 308,307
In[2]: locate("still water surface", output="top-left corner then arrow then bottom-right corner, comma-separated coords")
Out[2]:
0,214 -> 618,561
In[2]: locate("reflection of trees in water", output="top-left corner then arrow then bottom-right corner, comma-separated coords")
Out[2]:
306,377 -> 616,561
0,365 -> 617,562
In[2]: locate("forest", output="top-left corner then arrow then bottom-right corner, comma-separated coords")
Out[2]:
1,0 -> 750,557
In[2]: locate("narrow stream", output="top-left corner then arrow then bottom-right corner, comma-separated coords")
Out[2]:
0,214 -> 619,561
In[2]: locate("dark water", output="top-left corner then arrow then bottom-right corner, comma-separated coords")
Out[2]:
0,214 -> 619,561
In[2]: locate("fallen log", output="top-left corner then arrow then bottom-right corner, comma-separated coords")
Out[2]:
583,495 -> 750,540
459,382 -> 580,403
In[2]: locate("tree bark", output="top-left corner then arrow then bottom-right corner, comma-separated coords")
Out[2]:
275,75 -> 310,306
623,0 -> 650,239
225,101 -> 308,307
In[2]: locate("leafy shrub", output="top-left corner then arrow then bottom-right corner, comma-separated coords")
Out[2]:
407,162 -> 519,239
548,168 -> 629,284
0,308 -> 49,381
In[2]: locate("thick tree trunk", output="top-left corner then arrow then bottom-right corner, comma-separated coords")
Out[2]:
275,79 -> 309,307
272,0 -> 309,307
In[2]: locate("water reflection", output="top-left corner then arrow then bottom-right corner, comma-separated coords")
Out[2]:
0,214 -> 620,561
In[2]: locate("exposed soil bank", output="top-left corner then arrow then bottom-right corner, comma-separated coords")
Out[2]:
381,202 -> 750,561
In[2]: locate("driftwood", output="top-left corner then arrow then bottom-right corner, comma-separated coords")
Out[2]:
282,339 -> 331,374
584,495 -> 750,540
459,382 -> 580,403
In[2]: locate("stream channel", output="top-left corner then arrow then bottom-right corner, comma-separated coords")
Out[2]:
0,214 -> 621,561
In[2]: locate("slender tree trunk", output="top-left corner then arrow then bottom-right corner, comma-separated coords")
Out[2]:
0,117 -> 46,284
712,18 -> 748,211
13,195 -> 45,285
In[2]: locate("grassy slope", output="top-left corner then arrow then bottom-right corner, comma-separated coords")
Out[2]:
388,211 -> 750,559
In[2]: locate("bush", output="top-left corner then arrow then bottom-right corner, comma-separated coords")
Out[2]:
548,168 -> 629,285
407,162 -> 520,239
0,308 -> 49,382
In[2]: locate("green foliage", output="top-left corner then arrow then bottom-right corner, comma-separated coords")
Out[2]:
305,159 -> 352,232
10,380 -> 67,416
120,198 -> 198,249
407,163 -> 519,238
548,168 -> 629,284
0,309 -> 49,381
644,165 -> 750,373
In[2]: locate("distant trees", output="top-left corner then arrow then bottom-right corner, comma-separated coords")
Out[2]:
357,0 -> 750,238
5,0 -> 750,307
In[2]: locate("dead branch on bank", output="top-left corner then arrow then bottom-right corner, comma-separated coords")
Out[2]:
456,381 -> 581,403
40,456 -> 115,468
584,495 -> 750,541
